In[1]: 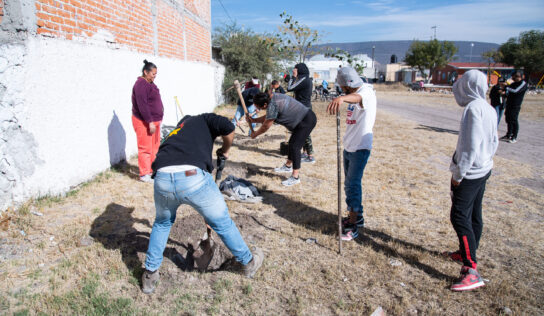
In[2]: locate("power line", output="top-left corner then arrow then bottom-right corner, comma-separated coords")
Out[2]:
217,0 -> 235,25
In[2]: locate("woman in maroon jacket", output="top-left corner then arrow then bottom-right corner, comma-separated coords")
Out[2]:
132,60 -> 164,183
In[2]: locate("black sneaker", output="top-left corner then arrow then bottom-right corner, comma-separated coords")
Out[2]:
341,223 -> 359,241
500,135 -> 511,141
341,215 -> 365,228
508,137 -> 517,143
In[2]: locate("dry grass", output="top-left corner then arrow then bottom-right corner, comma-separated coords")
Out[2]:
1,101 -> 543,315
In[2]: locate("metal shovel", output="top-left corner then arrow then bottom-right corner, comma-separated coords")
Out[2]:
193,151 -> 227,271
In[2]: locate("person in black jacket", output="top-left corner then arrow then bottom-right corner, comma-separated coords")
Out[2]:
501,72 -> 527,143
231,86 -> 260,133
287,63 -> 316,163
489,78 -> 506,126
271,80 -> 286,94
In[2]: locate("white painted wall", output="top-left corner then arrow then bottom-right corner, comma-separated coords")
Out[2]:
1,36 -> 219,209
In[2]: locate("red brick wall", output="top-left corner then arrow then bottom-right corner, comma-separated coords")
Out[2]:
185,16 -> 210,62
184,0 -> 210,24
157,0 -> 185,60
33,0 -> 210,62
0,0 -> 4,24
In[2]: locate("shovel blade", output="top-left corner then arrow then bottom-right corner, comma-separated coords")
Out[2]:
193,231 -> 216,272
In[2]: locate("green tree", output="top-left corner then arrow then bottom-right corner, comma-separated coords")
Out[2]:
325,48 -> 366,74
482,49 -> 503,84
213,23 -> 280,103
498,30 -> 544,82
404,39 -> 458,83
273,12 -> 321,63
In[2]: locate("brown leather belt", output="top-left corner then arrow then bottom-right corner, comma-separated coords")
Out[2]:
185,169 -> 197,177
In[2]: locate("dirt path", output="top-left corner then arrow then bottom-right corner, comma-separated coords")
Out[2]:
378,94 -> 544,193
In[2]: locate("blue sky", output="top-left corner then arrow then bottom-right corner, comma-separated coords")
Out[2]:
211,0 -> 544,44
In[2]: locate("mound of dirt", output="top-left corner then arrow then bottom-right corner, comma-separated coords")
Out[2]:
167,212 -> 261,273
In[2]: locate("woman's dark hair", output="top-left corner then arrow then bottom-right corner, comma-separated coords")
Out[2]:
253,92 -> 270,107
142,59 -> 157,75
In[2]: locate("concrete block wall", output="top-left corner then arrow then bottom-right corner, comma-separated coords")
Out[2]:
0,0 -> 223,211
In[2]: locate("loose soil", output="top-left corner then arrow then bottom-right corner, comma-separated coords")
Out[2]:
1,93 -> 543,315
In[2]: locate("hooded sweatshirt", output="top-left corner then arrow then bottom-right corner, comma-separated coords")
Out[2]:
450,70 -> 498,182
287,63 -> 313,108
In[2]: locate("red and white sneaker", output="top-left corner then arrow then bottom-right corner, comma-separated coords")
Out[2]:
451,266 -> 485,291
442,250 -> 463,264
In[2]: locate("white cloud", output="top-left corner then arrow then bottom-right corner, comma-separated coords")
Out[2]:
303,0 -> 544,42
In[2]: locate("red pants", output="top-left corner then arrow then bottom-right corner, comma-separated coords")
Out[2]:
132,116 -> 161,177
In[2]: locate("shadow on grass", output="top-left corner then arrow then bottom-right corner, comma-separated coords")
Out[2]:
224,160 -> 451,281
90,203 -> 193,284
111,161 -> 140,181
217,134 -> 286,158
357,229 -> 451,281
416,124 -> 459,135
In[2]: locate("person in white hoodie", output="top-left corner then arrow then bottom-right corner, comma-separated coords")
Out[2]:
447,70 -> 498,291
327,67 -> 377,241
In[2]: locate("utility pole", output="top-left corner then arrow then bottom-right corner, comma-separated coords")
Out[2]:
431,26 -> 437,39
372,45 -> 375,80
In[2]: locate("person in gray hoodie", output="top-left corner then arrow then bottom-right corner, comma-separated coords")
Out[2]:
447,70 -> 498,291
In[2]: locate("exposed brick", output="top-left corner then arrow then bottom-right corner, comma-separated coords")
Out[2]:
31,0 -> 209,61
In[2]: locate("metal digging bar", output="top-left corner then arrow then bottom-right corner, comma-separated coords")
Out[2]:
337,111 -> 342,254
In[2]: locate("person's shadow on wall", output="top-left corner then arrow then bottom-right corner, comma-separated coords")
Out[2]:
107,111 -> 126,166
90,203 -> 193,285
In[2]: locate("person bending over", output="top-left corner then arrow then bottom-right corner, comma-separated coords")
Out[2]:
231,85 -> 260,134
141,113 -> 264,294
247,91 -> 317,186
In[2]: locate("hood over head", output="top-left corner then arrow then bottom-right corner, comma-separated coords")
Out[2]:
452,70 -> 488,107
337,66 -> 363,88
294,63 -> 309,76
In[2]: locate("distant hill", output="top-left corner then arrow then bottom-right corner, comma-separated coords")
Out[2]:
314,40 -> 500,65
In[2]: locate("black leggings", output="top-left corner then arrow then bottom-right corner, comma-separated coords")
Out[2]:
288,110 -> 317,170
450,171 -> 491,269
505,106 -> 521,138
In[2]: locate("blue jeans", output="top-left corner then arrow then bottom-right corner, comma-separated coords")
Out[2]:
494,105 -> 504,126
144,169 -> 252,271
343,149 -> 371,216
231,104 -> 257,133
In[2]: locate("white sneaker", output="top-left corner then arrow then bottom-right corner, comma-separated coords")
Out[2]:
140,174 -> 153,183
274,164 -> 293,173
301,156 -> 316,164
282,176 -> 300,186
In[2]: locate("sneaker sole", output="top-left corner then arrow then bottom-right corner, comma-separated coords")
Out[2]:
340,231 -> 359,241
341,234 -> 358,241
282,181 -> 300,186
451,281 -> 485,291
274,169 -> 293,173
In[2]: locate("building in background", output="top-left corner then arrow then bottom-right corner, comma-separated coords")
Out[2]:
432,62 -> 514,85
305,54 -> 376,83
0,0 -> 222,211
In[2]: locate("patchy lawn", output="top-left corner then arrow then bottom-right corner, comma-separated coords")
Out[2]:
1,97 -> 543,315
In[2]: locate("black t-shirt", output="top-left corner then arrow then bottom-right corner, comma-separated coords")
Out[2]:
152,113 -> 234,174
489,84 -> 504,107
238,87 -> 260,106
